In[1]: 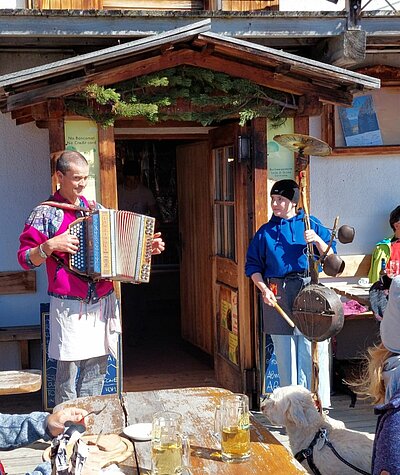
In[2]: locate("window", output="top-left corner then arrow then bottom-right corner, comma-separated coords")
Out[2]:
214,146 -> 235,259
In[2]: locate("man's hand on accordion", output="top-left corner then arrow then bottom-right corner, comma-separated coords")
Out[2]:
46,230 -> 80,255
151,232 -> 165,255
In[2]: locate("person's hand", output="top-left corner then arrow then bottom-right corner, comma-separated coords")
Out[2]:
261,287 -> 277,306
47,407 -> 88,437
43,231 -> 80,256
380,471 -> 390,475
151,232 -> 165,255
304,229 -> 320,244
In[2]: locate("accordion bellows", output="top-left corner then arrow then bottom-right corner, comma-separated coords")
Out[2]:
69,209 -> 155,283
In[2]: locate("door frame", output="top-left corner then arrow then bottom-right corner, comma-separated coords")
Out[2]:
210,122 -> 257,398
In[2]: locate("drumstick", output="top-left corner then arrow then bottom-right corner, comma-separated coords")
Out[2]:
273,302 -> 295,328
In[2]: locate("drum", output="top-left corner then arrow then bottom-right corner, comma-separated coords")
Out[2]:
292,284 -> 344,342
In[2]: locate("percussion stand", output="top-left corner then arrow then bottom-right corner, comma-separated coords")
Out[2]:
273,133 -> 332,404
298,162 -> 320,399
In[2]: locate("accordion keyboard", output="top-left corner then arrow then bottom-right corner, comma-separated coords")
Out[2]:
69,218 -> 87,274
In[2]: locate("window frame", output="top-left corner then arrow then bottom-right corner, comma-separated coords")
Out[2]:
214,145 -> 236,260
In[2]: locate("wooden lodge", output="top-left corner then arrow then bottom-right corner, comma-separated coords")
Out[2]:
0,16 -> 382,404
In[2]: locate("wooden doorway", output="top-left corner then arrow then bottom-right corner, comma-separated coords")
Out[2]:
210,124 -> 255,395
176,141 -> 214,355
116,138 -> 216,391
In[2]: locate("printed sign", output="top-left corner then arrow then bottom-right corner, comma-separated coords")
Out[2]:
267,118 -> 295,181
64,119 -> 100,202
41,303 -> 121,411
218,286 -> 239,366
264,334 -> 280,394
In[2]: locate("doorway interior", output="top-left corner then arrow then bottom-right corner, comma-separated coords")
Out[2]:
115,139 -> 217,391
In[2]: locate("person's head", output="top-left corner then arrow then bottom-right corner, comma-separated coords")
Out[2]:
355,343 -> 392,404
123,161 -> 141,187
389,205 -> 400,232
270,179 -> 299,219
56,150 -> 89,203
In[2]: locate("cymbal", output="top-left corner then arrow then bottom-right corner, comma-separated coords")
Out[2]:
273,133 -> 332,157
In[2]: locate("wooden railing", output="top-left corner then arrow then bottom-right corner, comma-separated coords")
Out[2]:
33,0 -> 279,11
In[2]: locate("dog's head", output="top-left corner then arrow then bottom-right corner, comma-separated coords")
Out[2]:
261,385 -> 323,428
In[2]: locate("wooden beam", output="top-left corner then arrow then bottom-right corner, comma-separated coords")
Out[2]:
47,98 -> 65,193
11,106 -> 32,120
297,94 -> 323,117
31,102 -> 49,122
317,31 -> 366,68
0,271 -> 36,295
16,116 -> 34,126
5,49 -> 354,114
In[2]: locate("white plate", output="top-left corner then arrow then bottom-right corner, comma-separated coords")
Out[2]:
355,283 -> 371,289
123,423 -> 152,441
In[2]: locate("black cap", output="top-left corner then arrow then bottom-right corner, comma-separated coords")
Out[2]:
270,179 -> 299,204
389,205 -> 400,230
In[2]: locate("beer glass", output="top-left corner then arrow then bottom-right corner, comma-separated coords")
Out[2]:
214,393 -> 251,463
387,260 -> 400,278
151,411 -> 190,475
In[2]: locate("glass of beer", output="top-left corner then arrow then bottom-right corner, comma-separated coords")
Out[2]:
214,393 -> 251,463
151,411 -> 190,475
387,260 -> 400,278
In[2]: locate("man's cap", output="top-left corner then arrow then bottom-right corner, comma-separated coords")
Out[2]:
389,205 -> 400,230
270,179 -> 299,204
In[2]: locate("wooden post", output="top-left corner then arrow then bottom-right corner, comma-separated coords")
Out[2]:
47,99 -> 65,192
98,125 -> 120,303
98,126 -> 117,210
252,118 -> 268,232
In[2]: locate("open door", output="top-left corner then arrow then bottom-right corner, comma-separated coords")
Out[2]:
176,141 -> 214,355
209,123 -> 255,395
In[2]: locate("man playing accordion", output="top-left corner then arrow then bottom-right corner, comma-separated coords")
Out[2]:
18,150 -> 165,404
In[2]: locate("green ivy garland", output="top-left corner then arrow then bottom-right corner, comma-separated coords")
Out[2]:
66,67 -> 296,127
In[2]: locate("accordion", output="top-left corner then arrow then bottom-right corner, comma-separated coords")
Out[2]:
68,209 -> 155,283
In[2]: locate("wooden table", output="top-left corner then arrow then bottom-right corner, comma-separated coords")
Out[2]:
0,369 -> 41,395
119,387 -> 307,474
323,280 -> 370,306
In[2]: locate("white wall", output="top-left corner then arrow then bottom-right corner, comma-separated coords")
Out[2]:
0,0 -> 25,7
280,0 -> 400,11
309,116 -> 398,258
0,112 -> 51,326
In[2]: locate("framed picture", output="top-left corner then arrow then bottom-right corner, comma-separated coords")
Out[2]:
338,95 -> 383,147
40,303 -> 122,411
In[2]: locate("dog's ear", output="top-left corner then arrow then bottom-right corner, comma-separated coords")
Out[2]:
285,397 -> 309,426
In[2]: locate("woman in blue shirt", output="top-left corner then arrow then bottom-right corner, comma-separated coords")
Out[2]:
245,179 -> 335,407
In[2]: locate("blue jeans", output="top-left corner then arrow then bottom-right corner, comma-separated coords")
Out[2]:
55,355 -> 108,405
272,332 -> 331,408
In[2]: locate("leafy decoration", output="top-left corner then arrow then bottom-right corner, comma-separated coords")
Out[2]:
66,67 -> 296,127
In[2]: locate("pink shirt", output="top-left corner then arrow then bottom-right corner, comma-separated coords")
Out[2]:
18,191 -> 114,302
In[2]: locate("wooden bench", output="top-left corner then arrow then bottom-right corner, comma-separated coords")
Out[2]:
0,326 -> 41,370
320,254 -> 372,280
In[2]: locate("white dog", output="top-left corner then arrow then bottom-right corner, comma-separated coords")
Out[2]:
261,385 -> 374,475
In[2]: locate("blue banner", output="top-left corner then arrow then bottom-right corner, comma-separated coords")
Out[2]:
40,303 -> 121,410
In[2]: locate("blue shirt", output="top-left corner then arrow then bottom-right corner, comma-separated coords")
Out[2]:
245,209 -> 335,279
0,412 -> 51,475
